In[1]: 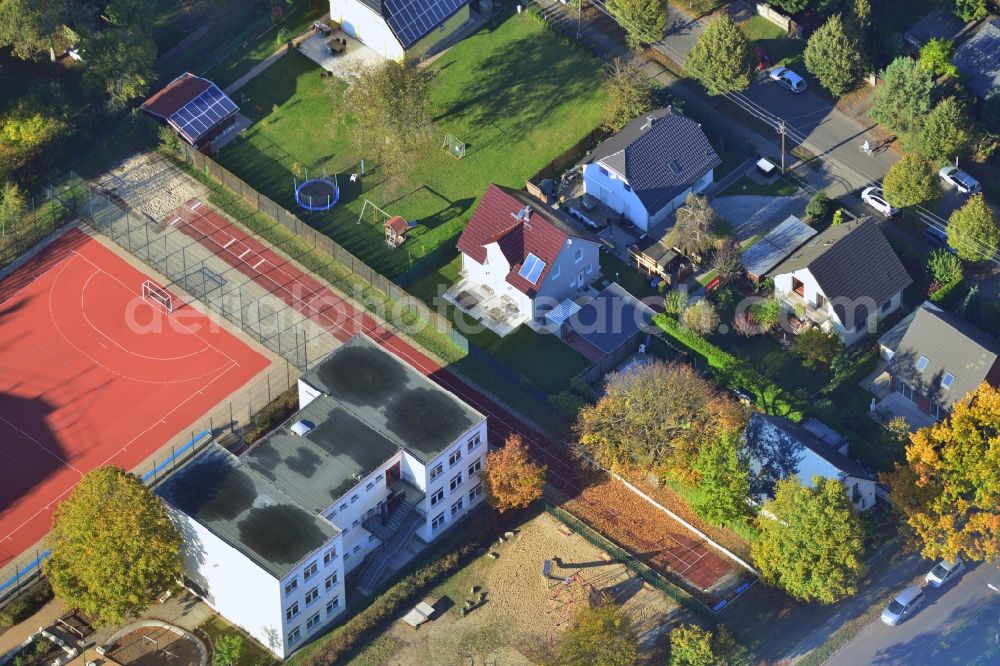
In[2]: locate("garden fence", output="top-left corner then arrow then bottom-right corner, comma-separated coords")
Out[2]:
0,176 -> 87,272
176,144 -> 464,349
543,502 -> 713,618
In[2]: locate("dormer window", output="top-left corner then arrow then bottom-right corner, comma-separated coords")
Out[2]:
916,356 -> 929,372
941,373 -> 955,389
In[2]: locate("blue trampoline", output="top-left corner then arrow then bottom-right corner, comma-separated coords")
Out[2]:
295,177 -> 340,211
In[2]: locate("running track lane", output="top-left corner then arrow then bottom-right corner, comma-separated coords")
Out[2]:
169,200 -> 736,590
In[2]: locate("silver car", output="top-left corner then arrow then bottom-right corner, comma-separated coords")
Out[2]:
925,558 -> 964,587
861,186 -> 898,217
881,587 -> 925,626
939,165 -> 981,195
770,67 -> 807,93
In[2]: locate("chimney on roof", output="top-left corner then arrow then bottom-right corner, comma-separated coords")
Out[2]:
511,204 -> 532,225
641,116 -> 656,131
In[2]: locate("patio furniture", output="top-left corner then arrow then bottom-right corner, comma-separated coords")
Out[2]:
327,37 -> 346,54
456,290 -> 479,310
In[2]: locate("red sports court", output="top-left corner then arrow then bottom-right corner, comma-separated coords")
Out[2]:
0,229 -> 269,568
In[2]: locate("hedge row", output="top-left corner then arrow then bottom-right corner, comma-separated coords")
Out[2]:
243,387 -> 299,445
929,278 -> 967,308
294,512 -> 499,666
0,578 -> 53,627
653,314 -> 803,420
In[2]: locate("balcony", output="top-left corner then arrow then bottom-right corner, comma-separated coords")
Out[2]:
779,290 -> 831,332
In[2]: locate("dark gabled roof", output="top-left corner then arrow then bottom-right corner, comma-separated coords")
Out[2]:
953,17 -> 1000,99
457,184 -> 596,297
904,8 -> 966,48
888,303 -> 1000,410
582,107 -> 721,216
569,282 -> 656,354
743,414 -> 874,500
357,0 -> 470,49
770,218 -> 912,325
742,215 -> 817,279
300,334 -> 484,464
156,446 -> 338,579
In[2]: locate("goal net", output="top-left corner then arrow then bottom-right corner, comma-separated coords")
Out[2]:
142,280 -> 173,314
442,133 -> 466,160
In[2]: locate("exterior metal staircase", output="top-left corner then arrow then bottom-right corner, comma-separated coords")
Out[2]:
358,499 -> 421,593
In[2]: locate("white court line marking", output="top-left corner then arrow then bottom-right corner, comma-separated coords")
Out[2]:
252,259 -> 267,270
69,253 -> 214,363
190,201 -> 203,210
0,416 -> 83,474
51,252 -> 240,376
169,217 -> 181,226
238,249 -> 251,259
222,238 -> 236,249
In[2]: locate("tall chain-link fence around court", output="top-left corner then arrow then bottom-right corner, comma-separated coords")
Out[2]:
75,178 -> 340,371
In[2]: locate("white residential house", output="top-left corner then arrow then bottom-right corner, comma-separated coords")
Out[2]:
450,183 -> 601,334
770,218 -> 912,346
743,414 -> 878,512
158,334 -> 487,658
328,0 -> 471,62
579,106 -> 721,233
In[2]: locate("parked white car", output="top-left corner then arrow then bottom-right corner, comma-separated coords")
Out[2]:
939,165 -> 981,195
881,587 -> 925,626
861,186 -> 899,217
925,558 -> 964,587
770,67 -> 807,93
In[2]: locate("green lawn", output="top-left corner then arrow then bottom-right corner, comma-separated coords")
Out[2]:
720,174 -> 799,197
215,10 -> 607,280
199,616 -> 277,666
203,1 -> 329,89
408,254 -> 590,395
740,16 -> 787,42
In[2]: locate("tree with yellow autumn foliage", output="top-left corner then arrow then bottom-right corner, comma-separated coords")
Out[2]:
885,382 -> 1000,562
575,361 -> 747,484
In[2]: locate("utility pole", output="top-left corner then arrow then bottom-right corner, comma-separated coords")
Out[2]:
779,120 -> 786,174
577,0 -> 583,39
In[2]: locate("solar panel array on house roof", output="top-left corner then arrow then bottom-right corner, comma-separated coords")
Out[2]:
384,0 -> 467,49
518,252 -> 546,284
167,83 -> 238,143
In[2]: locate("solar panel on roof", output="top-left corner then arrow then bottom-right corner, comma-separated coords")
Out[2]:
383,0 -> 467,49
518,252 -> 546,284
167,84 -> 238,142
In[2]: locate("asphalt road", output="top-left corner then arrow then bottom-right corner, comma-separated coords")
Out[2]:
658,6 -> 898,196
827,563 -> 1000,666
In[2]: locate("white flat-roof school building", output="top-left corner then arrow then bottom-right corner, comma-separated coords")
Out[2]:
158,334 -> 487,658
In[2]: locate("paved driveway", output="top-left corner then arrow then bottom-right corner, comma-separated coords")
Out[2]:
827,563 -> 1000,666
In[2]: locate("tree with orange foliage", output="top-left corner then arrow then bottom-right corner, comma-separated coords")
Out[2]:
885,382 -> 1000,563
482,435 -> 546,512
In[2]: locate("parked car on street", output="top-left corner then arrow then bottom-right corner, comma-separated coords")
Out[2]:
925,558 -> 965,587
881,587 -> 925,626
939,165 -> 981,195
861,186 -> 899,217
770,67 -> 807,93
923,226 -> 953,252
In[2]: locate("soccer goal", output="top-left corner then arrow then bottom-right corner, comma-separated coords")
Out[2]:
142,280 -> 173,314
442,133 -> 466,160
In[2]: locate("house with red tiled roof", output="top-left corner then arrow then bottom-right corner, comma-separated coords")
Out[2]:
449,184 -> 600,336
